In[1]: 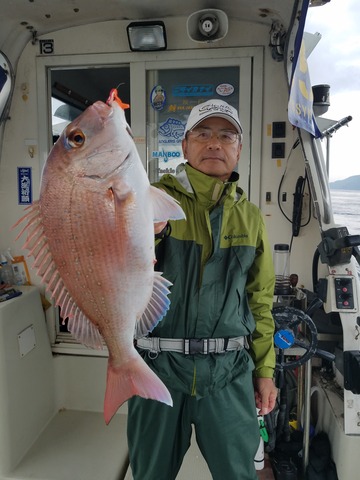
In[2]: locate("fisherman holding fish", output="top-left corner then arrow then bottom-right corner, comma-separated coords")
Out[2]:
128,99 -> 277,480
15,87 -> 276,478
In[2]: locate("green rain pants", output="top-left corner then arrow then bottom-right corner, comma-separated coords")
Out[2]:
127,368 -> 259,480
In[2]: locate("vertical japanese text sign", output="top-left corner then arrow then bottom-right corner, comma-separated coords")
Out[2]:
17,167 -> 32,205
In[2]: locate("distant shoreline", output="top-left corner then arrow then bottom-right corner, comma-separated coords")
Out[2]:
330,188 -> 360,191
329,175 -> 360,191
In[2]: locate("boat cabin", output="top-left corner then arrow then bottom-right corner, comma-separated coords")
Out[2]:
0,1 -> 359,479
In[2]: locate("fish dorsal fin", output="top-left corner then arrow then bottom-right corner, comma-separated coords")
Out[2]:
135,271 -> 172,338
13,202 -> 104,350
150,186 -> 186,222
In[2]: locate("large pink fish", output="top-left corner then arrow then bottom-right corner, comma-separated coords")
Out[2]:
14,91 -> 185,424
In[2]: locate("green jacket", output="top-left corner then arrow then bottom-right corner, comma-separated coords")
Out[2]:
146,163 -> 275,397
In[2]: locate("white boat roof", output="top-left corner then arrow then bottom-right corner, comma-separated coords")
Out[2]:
1,0 -> 298,57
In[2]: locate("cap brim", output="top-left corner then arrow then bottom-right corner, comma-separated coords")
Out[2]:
187,113 -> 242,135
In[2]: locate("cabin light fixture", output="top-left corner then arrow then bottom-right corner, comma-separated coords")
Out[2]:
126,21 -> 167,51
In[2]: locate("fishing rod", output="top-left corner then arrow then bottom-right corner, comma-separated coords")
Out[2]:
320,115 -> 353,138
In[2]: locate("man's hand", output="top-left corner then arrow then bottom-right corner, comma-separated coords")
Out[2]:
154,221 -> 168,234
254,377 -> 278,415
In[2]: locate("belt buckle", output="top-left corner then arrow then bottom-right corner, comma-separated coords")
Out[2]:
188,338 -> 207,354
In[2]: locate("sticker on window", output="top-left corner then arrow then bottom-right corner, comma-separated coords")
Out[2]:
150,85 -> 166,111
216,83 -> 234,96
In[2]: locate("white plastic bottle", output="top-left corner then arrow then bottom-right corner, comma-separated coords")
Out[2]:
254,435 -> 264,470
0,254 -> 15,285
254,408 -> 268,470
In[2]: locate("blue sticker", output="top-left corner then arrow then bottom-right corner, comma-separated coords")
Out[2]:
158,117 -> 185,143
274,329 -> 295,349
150,85 -> 166,111
17,167 -> 32,205
172,84 -> 214,97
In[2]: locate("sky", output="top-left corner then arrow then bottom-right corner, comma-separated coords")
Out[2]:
305,0 -> 360,181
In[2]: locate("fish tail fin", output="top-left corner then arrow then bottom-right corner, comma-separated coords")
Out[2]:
104,355 -> 173,424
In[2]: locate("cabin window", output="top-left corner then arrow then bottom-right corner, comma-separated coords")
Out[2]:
146,66 -> 240,183
0,52 -> 13,123
51,65 -> 131,143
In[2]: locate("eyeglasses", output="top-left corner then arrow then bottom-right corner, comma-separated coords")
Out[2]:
187,127 -> 240,145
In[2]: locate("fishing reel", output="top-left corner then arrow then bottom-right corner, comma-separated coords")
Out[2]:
272,303 -> 335,373
273,306 -> 317,372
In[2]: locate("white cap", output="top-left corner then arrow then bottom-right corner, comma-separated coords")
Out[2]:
184,99 -> 243,136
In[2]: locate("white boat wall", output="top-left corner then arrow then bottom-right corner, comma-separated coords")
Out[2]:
0,1 -> 359,479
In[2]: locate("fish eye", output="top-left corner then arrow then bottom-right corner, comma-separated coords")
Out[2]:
66,129 -> 86,148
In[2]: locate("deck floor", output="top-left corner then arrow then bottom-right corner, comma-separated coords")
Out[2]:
7,409 -> 275,480
7,410 -> 129,480
256,457 -> 275,480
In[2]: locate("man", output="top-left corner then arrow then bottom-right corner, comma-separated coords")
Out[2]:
127,99 -> 277,480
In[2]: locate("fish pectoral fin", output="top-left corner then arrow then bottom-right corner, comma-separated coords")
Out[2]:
111,179 -> 134,204
135,271 -> 172,337
150,186 -> 186,222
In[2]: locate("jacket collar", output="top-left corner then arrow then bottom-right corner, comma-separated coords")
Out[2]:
176,163 -> 243,207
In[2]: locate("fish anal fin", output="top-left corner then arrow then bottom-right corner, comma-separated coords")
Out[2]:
104,355 -> 173,425
67,309 -> 104,349
135,271 -> 172,338
150,186 -> 186,222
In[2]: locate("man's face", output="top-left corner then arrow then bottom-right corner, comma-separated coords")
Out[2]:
182,117 -> 242,182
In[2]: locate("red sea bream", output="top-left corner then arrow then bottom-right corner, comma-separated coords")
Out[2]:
14,91 -> 185,424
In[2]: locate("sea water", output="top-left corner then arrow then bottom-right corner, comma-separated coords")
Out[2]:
331,189 -> 360,275
331,190 -> 360,235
